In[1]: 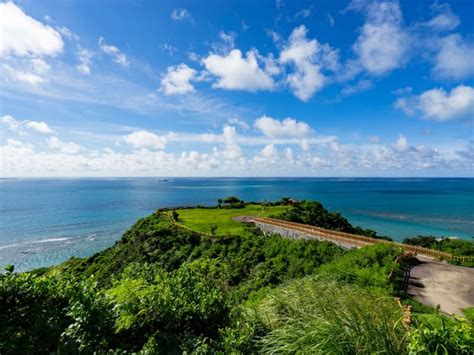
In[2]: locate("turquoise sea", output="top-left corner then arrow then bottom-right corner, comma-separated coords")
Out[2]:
1,178 -> 473,271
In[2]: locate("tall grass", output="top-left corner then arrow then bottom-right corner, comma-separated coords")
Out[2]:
249,277 -> 407,354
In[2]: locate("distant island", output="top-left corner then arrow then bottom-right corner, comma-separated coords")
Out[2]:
1,198 -> 473,353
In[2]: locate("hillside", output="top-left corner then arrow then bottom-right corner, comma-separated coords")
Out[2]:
1,199 -> 473,354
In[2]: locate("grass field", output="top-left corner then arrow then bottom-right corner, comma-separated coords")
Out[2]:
173,204 -> 288,236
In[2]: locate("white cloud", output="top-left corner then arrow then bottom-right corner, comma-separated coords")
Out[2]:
260,52 -> 282,76
160,64 -> 196,95
1,127 -> 471,177
219,31 -> 235,50
76,47 -> 93,75
227,118 -> 249,130
11,68 -> 45,85
1,115 -> 24,133
254,144 -> 279,164
218,125 -> 242,159
1,58 -> 51,86
56,26 -> 79,40
425,3 -> 459,31
280,25 -> 338,101
394,134 -> 409,152
395,84 -> 474,121
203,49 -> 275,91
433,34 -> 474,80
254,115 -> 311,138
30,58 -> 51,74
353,1 -> 408,75
46,137 -> 81,154
124,130 -> 167,150
25,121 -> 54,134
0,2 -> 63,57
98,37 -> 129,67
300,139 -> 310,151
1,115 -> 54,134
171,9 -> 192,21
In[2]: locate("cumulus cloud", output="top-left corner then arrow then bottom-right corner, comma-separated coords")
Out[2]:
0,2 -> 63,57
1,115 -> 54,134
160,64 -> 196,95
352,1 -> 408,75
217,125 -> 243,160
46,137 -> 81,154
124,130 -> 167,150
98,37 -> 129,67
395,84 -> 474,121
171,9 -> 192,21
254,115 -> 311,138
1,128 -> 472,177
254,144 -> 279,164
203,49 -> 275,91
280,25 -> 338,101
432,34 -> 474,80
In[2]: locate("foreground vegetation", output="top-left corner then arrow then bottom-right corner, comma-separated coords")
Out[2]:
1,199 -> 473,353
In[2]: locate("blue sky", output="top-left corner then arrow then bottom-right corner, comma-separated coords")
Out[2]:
0,0 -> 473,177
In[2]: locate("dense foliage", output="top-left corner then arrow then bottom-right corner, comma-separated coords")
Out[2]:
403,235 -> 474,266
274,200 -> 392,240
1,200 -> 472,353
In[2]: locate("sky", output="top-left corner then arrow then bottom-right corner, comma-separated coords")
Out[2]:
0,0 -> 473,177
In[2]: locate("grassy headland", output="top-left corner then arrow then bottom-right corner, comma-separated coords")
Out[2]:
1,198 -> 473,354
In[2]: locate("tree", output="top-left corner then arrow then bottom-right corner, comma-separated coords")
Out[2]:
217,199 -> 223,208
223,196 -> 240,204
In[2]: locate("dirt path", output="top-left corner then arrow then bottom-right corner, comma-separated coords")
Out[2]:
408,257 -> 474,316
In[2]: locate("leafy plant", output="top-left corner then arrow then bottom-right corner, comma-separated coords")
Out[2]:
407,316 -> 474,354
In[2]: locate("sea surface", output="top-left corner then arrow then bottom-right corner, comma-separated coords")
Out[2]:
1,178 -> 473,271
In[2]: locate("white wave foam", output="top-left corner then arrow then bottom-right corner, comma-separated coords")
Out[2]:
33,237 -> 70,243
0,243 -> 21,250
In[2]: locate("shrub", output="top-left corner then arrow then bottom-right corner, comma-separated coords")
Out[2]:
0,273 -> 115,353
318,243 -> 405,292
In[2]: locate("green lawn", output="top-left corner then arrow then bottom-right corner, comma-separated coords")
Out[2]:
173,204 -> 288,236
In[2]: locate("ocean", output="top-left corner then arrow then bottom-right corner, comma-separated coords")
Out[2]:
1,177 -> 473,271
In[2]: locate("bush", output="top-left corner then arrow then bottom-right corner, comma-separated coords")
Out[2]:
0,273 -> 115,353
107,260 -> 229,351
318,243 -> 405,292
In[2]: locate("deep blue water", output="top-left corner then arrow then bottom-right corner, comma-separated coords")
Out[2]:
1,178 -> 473,271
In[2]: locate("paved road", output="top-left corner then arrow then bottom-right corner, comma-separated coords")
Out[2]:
239,216 -> 474,316
408,257 -> 474,316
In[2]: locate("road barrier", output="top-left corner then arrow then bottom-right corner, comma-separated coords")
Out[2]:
246,216 -> 472,263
